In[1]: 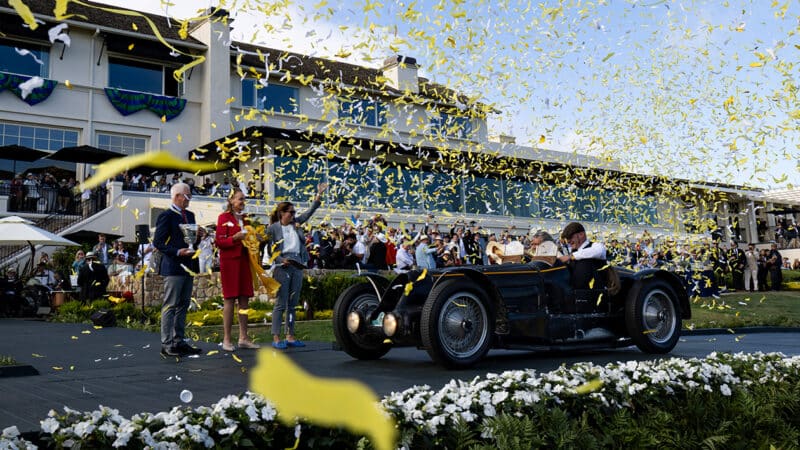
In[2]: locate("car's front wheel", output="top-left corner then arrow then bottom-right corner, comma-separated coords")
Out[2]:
625,280 -> 681,353
421,279 -> 493,369
332,283 -> 391,360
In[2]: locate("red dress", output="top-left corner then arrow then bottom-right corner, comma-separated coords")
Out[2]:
215,211 -> 254,298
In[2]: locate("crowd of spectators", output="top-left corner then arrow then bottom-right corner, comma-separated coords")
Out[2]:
3,171 -> 107,216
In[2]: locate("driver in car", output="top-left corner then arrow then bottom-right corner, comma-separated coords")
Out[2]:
557,222 -> 607,289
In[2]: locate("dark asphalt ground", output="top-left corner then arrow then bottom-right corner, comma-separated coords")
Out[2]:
1,318 -> 798,433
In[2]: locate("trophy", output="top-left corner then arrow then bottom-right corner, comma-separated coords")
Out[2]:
179,224 -> 201,251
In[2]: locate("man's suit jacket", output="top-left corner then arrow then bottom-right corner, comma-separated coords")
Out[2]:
153,206 -> 198,276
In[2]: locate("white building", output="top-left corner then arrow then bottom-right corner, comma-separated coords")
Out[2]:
1,0 -> 797,255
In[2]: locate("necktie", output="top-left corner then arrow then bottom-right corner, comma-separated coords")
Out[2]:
181,209 -> 187,224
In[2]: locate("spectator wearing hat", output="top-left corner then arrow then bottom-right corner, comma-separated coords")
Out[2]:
415,234 -> 437,269
558,222 -> 607,289
77,251 -> 109,303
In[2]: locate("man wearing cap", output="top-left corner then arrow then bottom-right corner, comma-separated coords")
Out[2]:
77,252 -> 109,303
558,222 -> 607,289
153,182 -> 202,357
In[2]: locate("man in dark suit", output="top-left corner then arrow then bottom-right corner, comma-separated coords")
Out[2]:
77,252 -> 109,303
153,182 -> 201,357
727,241 -> 746,291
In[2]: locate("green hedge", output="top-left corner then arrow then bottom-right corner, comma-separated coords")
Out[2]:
298,271 -> 372,311
52,299 -> 161,330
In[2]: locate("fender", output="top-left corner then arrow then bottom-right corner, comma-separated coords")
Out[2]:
349,272 -> 391,302
628,269 -> 692,319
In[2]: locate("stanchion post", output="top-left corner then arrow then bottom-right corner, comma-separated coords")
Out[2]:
135,224 -> 150,318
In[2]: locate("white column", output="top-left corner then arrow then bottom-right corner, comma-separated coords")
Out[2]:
746,200 -> 759,244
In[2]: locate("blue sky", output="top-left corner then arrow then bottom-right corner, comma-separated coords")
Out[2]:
91,0 -> 799,190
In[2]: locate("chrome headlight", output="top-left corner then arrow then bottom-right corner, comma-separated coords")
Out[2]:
382,312 -> 398,337
346,311 -> 361,334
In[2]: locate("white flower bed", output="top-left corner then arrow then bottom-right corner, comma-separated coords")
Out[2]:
1,352 -> 798,449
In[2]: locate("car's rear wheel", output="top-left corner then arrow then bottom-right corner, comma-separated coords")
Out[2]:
625,280 -> 681,353
333,283 -> 391,360
421,279 -> 493,369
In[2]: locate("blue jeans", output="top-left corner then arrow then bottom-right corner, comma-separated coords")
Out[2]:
272,264 -> 304,336
161,275 -> 193,348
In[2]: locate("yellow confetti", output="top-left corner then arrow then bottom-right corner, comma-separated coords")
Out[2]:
81,330 -> 91,334
52,366 -> 63,371
65,80 -> 72,89
251,350 -> 396,450
8,0 -> 38,30
207,350 -> 219,356
232,353 -> 242,363
31,353 -> 44,358
80,151 -> 228,190
574,378 -> 603,394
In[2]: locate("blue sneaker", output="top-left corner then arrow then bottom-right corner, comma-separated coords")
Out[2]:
286,340 -> 306,348
271,341 -> 288,350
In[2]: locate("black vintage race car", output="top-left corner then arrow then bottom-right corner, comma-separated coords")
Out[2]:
333,262 -> 691,369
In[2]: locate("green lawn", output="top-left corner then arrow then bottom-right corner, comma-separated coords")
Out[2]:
188,320 -> 335,347
686,290 -> 800,329
185,291 -> 800,346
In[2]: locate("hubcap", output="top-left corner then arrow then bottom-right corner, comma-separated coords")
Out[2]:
438,292 -> 488,358
642,289 -> 676,344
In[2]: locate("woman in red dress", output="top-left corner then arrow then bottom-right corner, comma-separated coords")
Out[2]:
215,188 -> 259,351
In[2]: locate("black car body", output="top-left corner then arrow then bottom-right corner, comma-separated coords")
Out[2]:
333,261 -> 691,369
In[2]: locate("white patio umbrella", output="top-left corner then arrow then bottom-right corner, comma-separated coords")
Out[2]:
0,215 -> 79,275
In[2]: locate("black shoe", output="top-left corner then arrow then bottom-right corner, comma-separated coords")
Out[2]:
174,341 -> 202,355
161,346 -> 180,357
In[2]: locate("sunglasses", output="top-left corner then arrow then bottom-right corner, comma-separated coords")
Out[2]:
182,193 -> 192,200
